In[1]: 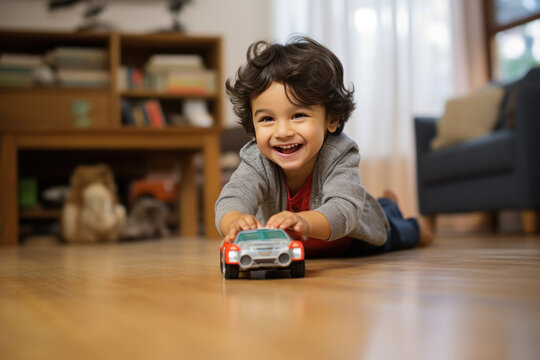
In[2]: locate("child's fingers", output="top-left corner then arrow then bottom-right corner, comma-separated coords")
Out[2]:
253,217 -> 263,228
267,213 -> 297,230
277,217 -> 297,229
293,215 -> 309,234
224,229 -> 237,242
270,213 -> 308,234
293,221 -> 306,233
224,223 -> 243,242
238,216 -> 260,230
285,218 -> 307,234
223,215 -> 263,242
265,214 -> 282,229
248,216 -> 262,228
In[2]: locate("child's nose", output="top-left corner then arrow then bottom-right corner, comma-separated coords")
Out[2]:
275,119 -> 293,138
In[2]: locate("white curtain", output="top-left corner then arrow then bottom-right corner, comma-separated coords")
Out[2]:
272,0 -> 456,216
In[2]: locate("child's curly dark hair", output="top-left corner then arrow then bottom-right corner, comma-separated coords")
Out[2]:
226,36 -> 355,136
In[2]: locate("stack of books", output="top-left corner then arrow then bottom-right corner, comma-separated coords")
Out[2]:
119,54 -> 216,94
0,53 -> 42,87
46,47 -> 109,88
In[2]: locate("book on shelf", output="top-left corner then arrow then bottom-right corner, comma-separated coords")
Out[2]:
164,70 -> 216,94
0,71 -> 34,87
119,53 -> 216,94
0,53 -> 43,87
120,67 -> 144,90
56,69 -> 109,88
120,67 -> 216,94
131,104 -> 148,127
45,46 -> 109,88
139,102 -> 151,125
0,53 -> 43,67
46,47 -> 107,70
144,99 -> 166,128
145,54 -> 204,72
122,98 -> 213,128
121,99 -> 136,126
122,99 -> 168,128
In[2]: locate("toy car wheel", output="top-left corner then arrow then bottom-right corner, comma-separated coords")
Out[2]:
224,263 -> 239,279
220,252 -> 224,274
290,260 -> 305,278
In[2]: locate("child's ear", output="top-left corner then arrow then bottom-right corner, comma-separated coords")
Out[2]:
327,115 -> 339,133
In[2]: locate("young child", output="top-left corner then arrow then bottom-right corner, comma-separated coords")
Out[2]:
215,36 -> 433,258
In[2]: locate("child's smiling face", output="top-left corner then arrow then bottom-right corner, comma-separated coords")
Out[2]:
251,82 -> 338,187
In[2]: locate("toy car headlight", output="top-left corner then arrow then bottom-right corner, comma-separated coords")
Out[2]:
228,250 -> 240,262
292,247 -> 302,259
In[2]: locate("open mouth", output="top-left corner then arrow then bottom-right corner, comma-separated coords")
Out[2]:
274,144 -> 303,155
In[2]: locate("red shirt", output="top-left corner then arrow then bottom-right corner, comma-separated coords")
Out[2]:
285,173 -> 353,258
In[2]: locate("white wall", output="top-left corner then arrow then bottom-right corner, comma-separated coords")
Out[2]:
0,0 -> 273,127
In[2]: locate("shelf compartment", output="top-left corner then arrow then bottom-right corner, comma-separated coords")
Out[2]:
0,89 -> 111,128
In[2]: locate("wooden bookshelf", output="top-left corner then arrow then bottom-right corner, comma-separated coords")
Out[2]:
19,209 -> 62,220
0,29 -> 224,244
120,90 -> 217,99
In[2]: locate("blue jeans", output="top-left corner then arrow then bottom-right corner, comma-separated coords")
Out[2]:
343,198 -> 420,256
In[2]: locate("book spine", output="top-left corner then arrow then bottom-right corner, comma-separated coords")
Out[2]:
131,103 -> 147,127
121,99 -> 136,126
144,100 -> 166,128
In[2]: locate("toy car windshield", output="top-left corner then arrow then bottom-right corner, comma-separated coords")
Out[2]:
235,229 -> 289,242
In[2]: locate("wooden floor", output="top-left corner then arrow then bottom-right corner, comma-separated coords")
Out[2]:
1,233 -> 539,360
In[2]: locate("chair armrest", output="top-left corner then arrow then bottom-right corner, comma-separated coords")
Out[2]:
414,116 -> 437,156
515,83 -> 540,201
515,84 -> 540,151
414,116 -> 437,214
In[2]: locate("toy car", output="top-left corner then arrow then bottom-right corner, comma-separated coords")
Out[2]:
220,228 -> 305,279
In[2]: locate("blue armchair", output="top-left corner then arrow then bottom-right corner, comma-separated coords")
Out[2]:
415,68 -> 540,233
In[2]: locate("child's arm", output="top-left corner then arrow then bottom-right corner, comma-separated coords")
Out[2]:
266,210 -> 330,240
220,210 -> 263,242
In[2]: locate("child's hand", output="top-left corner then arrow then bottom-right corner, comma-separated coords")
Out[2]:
266,211 -> 310,235
223,214 -> 263,242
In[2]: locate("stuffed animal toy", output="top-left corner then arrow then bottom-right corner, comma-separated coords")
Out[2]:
61,164 -> 126,243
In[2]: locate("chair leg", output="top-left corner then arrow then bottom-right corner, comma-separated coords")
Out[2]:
487,211 -> 499,232
521,210 -> 539,234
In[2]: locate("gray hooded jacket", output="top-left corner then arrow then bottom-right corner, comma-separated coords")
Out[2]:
214,133 -> 390,246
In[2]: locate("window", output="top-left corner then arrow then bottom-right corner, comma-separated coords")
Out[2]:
484,0 -> 540,81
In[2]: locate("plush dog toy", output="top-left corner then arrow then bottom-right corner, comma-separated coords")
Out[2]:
61,164 -> 126,243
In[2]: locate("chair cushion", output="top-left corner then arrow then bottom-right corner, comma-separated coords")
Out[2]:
431,86 -> 504,149
422,129 -> 516,184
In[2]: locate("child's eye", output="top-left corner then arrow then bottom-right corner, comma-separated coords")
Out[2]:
292,113 -> 308,119
258,116 -> 274,123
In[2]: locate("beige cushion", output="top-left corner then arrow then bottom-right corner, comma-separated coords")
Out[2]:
431,86 -> 504,149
